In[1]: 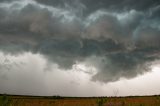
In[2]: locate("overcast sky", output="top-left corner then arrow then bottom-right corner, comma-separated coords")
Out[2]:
0,0 -> 160,96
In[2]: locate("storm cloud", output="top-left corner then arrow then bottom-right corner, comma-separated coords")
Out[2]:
0,0 -> 160,83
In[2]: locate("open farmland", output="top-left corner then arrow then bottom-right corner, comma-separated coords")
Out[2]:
0,94 -> 160,106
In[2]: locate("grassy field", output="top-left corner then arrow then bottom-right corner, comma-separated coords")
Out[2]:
0,94 -> 160,106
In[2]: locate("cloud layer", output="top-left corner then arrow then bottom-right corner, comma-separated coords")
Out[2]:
0,0 -> 160,82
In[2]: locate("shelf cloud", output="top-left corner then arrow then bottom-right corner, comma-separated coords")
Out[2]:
0,0 -> 160,83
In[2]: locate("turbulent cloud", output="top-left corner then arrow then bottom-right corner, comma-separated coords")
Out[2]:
0,0 -> 160,83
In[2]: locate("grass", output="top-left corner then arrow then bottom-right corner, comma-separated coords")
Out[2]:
0,95 -> 11,106
96,98 -> 107,106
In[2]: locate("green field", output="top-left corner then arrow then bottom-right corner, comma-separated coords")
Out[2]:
0,94 -> 160,106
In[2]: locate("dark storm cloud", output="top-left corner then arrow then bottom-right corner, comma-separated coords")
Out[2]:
35,0 -> 160,15
0,0 -> 160,82
91,52 -> 158,82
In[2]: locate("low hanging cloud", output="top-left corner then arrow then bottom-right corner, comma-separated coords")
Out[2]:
0,0 -> 160,83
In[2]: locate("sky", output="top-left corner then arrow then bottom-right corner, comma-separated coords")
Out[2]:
0,0 -> 160,97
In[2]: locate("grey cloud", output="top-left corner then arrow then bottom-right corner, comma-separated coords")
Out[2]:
0,0 -> 17,2
134,27 -> 160,48
35,0 -> 160,15
84,14 -> 123,40
38,38 -> 124,69
34,0 -> 86,17
90,52 -> 157,82
0,0 -> 160,83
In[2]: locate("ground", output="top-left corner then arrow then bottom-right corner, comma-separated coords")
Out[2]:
0,94 -> 160,106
